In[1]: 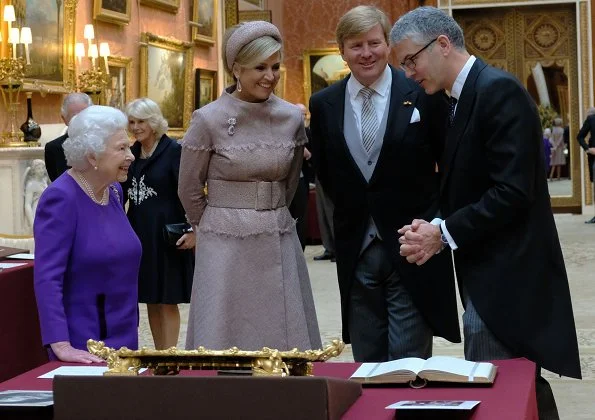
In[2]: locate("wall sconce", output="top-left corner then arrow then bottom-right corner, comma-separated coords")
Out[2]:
75,24 -> 110,99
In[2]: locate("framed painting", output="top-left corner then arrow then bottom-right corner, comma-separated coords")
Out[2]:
273,64 -> 286,99
140,33 -> 194,138
192,0 -> 218,45
194,69 -> 217,109
93,0 -> 131,25
238,10 -> 271,23
224,0 -> 239,29
102,56 -> 132,110
140,0 -> 179,13
302,48 -> 349,105
20,0 -> 76,93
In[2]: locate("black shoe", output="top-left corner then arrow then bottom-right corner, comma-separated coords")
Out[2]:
585,217 -> 595,224
314,250 -> 335,261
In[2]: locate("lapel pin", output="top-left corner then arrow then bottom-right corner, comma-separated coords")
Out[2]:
403,101 -> 412,106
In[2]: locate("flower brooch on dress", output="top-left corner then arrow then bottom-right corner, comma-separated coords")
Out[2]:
227,118 -> 237,136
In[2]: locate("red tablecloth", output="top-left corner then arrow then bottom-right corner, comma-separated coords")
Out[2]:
1,359 -> 537,420
314,360 -> 537,420
0,261 -> 48,382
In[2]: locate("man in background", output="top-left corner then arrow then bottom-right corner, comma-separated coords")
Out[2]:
44,93 -> 92,181
289,104 -> 313,250
577,107 -> 595,223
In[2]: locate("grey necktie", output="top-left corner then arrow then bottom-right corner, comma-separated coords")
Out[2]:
360,87 -> 379,154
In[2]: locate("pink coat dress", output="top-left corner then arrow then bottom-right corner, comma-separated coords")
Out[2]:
179,90 -> 322,352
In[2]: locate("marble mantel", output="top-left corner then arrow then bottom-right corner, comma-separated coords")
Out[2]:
0,147 -> 48,235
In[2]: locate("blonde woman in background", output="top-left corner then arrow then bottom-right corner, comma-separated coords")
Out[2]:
123,98 -> 195,350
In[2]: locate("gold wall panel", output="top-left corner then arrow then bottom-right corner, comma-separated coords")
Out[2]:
454,4 -> 582,212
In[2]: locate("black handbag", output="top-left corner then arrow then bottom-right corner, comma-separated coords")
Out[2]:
162,223 -> 192,246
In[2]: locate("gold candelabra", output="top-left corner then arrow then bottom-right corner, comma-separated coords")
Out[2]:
0,4 -> 34,147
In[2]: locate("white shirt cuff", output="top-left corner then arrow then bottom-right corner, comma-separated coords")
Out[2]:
430,218 -> 458,250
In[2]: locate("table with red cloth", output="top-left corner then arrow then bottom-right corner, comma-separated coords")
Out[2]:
0,358 -> 537,419
0,261 -> 48,383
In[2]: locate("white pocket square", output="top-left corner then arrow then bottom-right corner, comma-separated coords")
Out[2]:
409,107 -> 421,123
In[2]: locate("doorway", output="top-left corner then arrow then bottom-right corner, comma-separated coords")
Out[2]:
454,4 -> 582,212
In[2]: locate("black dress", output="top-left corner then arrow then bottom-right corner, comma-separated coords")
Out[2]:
122,135 -> 194,304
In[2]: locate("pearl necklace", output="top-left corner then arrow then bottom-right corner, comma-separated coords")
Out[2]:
140,139 -> 160,159
74,171 -> 109,205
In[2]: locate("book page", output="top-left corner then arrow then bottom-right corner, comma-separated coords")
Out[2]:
421,356 -> 493,380
351,358 -> 426,379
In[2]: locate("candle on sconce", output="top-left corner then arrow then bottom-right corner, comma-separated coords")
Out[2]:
84,24 -> 95,48
99,42 -> 110,75
75,42 -> 85,73
9,27 -> 20,60
3,5 -> 15,33
20,27 -> 32,65
88,43 -> 99,69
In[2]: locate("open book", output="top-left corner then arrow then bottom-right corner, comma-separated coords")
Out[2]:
350,356 -> 497,387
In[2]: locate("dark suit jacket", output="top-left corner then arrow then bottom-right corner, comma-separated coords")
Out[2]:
44,133 -> 69,182
441,58 -> 581,379
576,114 -> 595,181
309,66 -> 461,345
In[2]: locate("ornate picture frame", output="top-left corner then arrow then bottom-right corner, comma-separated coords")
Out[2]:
93,0 -> 132,25
20,0 -> 76,93
224,0 -> 239,29
238,10 -> 272,23
140,0 -> 180,13
274,64 -> 286,99
192,0 -> 218,45
302,48 -> 348,105
194,69 -> 217,109
140,33 -> 194,138
102,56 -> 132,110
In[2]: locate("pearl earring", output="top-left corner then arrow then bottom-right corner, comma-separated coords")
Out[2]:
94,166 -> 98,171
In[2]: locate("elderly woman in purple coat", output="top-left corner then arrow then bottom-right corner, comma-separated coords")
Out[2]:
34,105 -> 140,363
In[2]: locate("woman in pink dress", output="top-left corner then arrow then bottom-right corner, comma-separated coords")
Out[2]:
179,21 -> 322,352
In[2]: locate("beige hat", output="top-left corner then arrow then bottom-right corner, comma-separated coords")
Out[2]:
225,20 -> 282,71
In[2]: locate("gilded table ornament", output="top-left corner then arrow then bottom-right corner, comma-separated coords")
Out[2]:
88,339 -> 344,377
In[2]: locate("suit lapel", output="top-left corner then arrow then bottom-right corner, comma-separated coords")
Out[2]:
370,68 -> 417,185
440,59 -> 486,193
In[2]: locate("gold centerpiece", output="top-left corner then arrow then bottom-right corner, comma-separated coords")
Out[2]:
88,339 -> 345,377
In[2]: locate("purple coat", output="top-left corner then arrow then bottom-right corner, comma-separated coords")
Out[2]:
34,173 -> 141,355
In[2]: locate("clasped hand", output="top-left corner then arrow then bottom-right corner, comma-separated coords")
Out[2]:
397,219 -> 442,266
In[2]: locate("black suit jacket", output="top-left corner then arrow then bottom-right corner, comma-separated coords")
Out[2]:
44,133 -> 69,182
576,114 -> 595,181
441,58 -> 581,379
309,66 -> 460,345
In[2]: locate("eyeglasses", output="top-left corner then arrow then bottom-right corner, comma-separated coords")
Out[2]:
400,38 -> 438,71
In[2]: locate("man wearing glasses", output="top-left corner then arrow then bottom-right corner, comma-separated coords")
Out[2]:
309,5 -> 460,363
392,7 -> 580,419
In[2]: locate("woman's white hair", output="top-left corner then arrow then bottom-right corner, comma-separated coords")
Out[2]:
125,98 -> 168,138
63,105 -> 128,169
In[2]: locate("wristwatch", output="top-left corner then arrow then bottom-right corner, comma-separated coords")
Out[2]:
439,224 -> 449,246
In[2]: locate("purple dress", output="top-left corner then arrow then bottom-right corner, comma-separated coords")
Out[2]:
34,173 -> 141,356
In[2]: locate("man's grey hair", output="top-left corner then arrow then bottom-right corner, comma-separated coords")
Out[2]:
60,92 -> 93,119
390,6 -> 465,50
63,105 -> 128,169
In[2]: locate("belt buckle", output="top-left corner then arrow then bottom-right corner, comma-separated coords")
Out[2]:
255,182 -> 272,211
